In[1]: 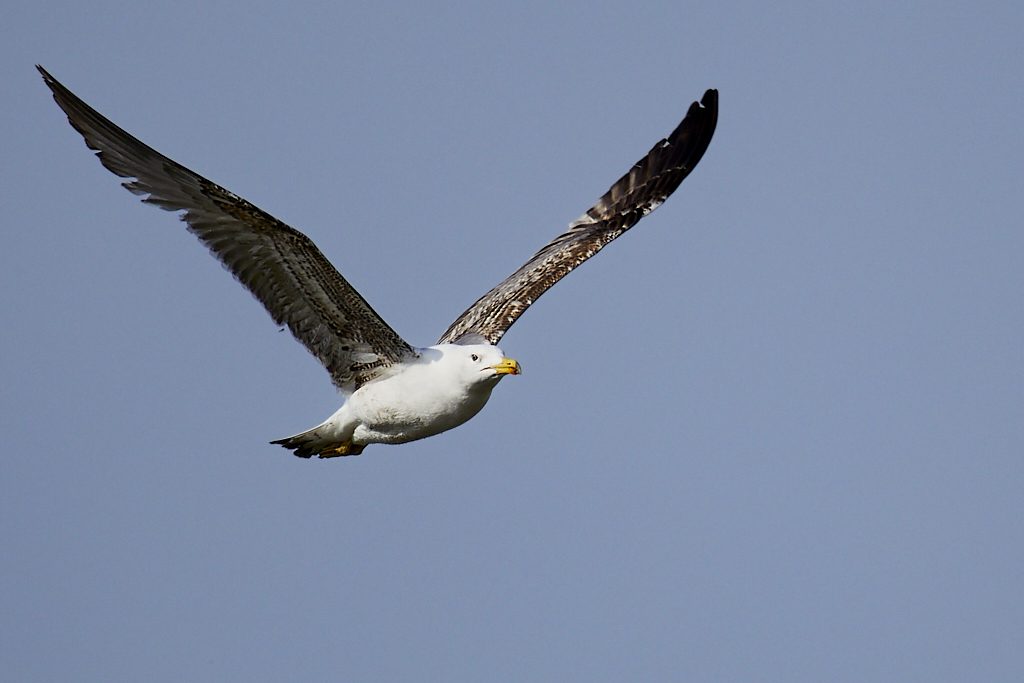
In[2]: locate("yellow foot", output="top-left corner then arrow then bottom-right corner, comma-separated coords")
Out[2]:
271,435 -> 366,458
317,441 -> 366,458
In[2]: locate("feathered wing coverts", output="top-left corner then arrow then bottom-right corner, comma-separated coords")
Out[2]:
40,65 -> 717,392
38,65 -> 416,394
439,89 -> 717,345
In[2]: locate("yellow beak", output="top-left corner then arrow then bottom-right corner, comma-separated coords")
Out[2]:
491,357 -> 522,375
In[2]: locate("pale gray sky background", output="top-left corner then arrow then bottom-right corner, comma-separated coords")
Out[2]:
2,2 -> 1022,681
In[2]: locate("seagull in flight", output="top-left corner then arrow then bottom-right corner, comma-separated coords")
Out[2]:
39,65 -> 718,458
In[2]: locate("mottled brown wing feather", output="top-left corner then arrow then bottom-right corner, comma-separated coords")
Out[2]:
438,89 -> 718,346
39,66 -> 415,392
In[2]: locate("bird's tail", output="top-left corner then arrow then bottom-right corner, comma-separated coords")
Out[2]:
271,427 -> 365,458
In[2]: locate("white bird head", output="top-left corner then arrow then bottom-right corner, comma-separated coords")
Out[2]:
425,343 -> 521,390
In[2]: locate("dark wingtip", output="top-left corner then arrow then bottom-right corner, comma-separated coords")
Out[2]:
701,88 -> 718,110
36,64 -> 59,91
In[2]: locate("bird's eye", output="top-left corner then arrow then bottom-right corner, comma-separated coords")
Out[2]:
471,354 -> 479,361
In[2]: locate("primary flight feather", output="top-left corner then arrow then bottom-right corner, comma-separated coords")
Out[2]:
39,65 -> 717,457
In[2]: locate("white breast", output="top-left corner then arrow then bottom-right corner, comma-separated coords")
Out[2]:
346,351 -> 502,444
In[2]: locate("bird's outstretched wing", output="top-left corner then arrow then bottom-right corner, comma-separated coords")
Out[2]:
438,89 -> 718,346
38,66 -> 415,393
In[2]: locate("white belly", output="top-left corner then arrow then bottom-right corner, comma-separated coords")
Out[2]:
341,363 -> 501,445
271,343 -> 517,457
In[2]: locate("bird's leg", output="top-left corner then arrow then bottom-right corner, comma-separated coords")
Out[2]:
317,441 -> 365,457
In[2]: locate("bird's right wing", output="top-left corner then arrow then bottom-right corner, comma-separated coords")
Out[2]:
438,89 -> 718,346
39,66 -> 415,393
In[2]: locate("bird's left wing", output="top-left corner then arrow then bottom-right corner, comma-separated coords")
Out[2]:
39,66 -> 416,393
438,89 -> 718,346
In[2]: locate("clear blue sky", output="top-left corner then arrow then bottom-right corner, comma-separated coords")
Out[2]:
2,2 -> 1022,681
